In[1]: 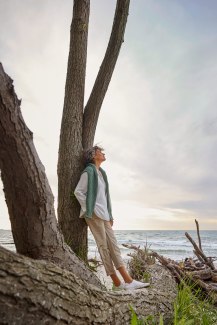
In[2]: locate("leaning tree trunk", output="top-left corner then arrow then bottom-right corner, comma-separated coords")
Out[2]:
0,63 -> 102,289
0,246 -> 177,325
58,0 -> 130,259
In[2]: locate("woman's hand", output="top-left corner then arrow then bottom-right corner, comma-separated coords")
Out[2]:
110,219 -> 114,227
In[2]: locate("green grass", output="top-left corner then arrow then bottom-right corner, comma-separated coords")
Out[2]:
130,282 -> 217,325
173,282 -> 217,325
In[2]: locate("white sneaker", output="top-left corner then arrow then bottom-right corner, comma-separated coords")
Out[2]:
113,283 -> 126,291
124,280 -> 150,290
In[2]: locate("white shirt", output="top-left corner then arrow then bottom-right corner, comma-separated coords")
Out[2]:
74,171 -> 110,221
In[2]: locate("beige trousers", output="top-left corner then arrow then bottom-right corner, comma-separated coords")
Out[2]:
85,214 -> 125,275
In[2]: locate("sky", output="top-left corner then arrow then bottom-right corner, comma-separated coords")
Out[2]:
0,0 -> 217,230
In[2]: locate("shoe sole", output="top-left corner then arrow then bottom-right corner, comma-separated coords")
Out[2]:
125,284 -> 150,290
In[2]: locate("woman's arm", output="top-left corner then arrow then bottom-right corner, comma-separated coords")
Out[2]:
74,172 -> 88,212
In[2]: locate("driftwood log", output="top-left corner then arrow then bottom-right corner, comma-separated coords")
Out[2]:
0,246 -> 177,325
125,220 -> 217,305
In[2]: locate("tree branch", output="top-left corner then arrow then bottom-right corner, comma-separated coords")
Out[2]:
82,0 -> 130,148
195,219 -> 202,250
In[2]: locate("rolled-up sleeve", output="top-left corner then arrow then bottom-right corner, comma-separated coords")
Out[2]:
74,172 -> 88,213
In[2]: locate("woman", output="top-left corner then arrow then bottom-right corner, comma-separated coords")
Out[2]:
74,145 -> 150,290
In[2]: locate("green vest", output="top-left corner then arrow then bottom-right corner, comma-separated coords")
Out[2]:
82,163 -> 113,220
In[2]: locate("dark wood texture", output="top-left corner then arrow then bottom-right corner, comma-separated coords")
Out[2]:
0,246 -> 177,325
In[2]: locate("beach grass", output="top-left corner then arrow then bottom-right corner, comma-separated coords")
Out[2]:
130,282 -> 217,325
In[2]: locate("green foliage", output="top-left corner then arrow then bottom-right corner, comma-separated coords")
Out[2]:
129,305 -> 157,325
158,315 -> 164,325
65,234 -> 88,262
64,236 -> 74,250
130,283 -> 217,325
142,271 -> 152,283
87,258 -> 98,272
130,305 -> 139,325
173,282 -> 217,325
129,305 -> 162,325
76,246 -> 88,261
127,245 -> 155,283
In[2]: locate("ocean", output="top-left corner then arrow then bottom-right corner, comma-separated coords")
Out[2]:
1,229 -> 217,262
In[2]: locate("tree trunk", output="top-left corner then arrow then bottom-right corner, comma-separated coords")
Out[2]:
0,62 -> 102,289
0,246 -> 177,325
57,0 -> 90,259
57,0 -> 130,260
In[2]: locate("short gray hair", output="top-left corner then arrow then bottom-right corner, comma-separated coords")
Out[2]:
83,145 -> 104,165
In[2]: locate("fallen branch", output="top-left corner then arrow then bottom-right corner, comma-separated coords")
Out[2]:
124,221 -> 217,305
195,219 -> 202,250
185,232 -> 215,270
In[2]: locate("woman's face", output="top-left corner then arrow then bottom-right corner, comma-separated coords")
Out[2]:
93,149 -> 106,163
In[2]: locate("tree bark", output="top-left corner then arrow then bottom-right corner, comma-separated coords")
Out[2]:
0,62 -> 102,288
0,246 -> 177,325
57,0 -> 90,258
57,0 -> 130,259
82,0 -> 130,149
